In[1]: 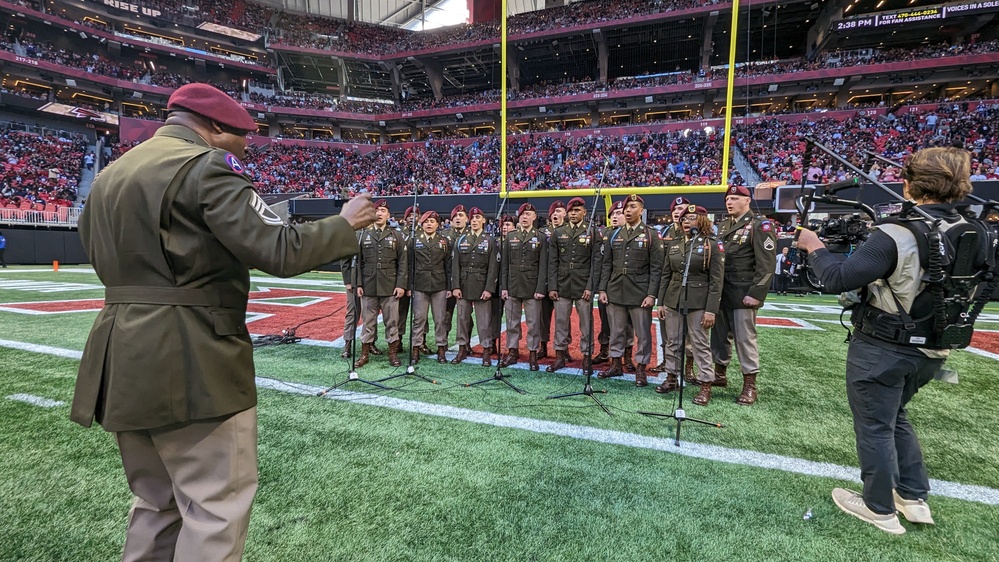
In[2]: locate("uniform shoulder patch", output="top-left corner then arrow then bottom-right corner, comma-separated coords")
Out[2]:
249,191 -> 285,227
224,152 -> 245,174
760,220 -> 772,232
717,241 -> 725,253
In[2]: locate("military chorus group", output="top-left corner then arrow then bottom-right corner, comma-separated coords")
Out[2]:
341,185 -> 778,406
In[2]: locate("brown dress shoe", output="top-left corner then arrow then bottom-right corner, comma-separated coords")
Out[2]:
648,360 -> 668,374
623,347 -> 637,373
340,348 -> 351,360
450,345 -> 469,364
635,364 -> 648,387
546,350 -> 567,373
482,346 -> 493,367
370,342 -> 384,355
529,350 -> 540,371
736,373 -> 758,405
500,348 -> 520,367
387,341 -> 402,367
593,345 -> 610,364
420,343 -> 433,355
683,354 -> 696,383
437,347 -> 448,364
597,357 -> 624,379
692,382 -> 712,405
410,348 -> 421,365
713,364 -> 728,387
539,342 -> 549,359
655,374 -> 679,394
356,343 -> 372,367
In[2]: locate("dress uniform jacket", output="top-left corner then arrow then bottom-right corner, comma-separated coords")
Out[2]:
548,222 -> 601,299
356,226 -> 407,297
501,227 -> 548,299
412,231 -> 451,293
717,211 -> 777,309
599,223 -> 665,307
658,234 -> 725,313
451,230 -> 499,297
72,125 -> 359,432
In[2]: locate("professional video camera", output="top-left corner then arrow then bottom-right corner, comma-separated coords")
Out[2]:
808,213 -> 870,253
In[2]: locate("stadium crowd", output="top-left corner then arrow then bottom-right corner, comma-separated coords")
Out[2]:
0,126 -> 87,208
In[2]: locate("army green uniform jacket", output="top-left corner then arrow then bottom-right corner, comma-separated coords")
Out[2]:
658,234 -> 726,314
412,231 -> 451,293
451,230 -> 499,298
548,221 -> 601,300
717,211 -> 777,309
599,222 -> 665,307
500,227 -> 548,299
355,226 -> 407,296
72,125 -> 360,432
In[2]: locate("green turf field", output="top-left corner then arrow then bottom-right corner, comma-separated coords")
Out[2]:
1,266 -> 998,562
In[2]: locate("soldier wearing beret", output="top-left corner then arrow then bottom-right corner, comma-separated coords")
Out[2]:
410,211 -> 452,364
450,207 -> 500,366
491,215 -> 517,361
709,184 -> 777,405
355,200 -> 408,368
655,205 -> 725,405
442,205 -> 470,343
598,194 -> 664,386
397,205 -> 426,353
499,203 -> 548,370
595,200 -> 635,364
72,83 -> 376,561
651,196 -> 692,376
547,196 -> 601,371
539,200 -> 566,358
340,253 -> 361,359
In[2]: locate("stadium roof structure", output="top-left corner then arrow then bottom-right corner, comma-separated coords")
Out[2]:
259,0 -> 547,29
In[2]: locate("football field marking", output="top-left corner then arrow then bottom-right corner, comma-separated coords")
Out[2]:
0,338 -> 997,506
5,393 -> 65,408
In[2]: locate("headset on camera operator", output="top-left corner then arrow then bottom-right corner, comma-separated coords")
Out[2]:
796,146 -> 996,535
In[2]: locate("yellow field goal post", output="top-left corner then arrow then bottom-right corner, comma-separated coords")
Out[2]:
499,0 -> 742,210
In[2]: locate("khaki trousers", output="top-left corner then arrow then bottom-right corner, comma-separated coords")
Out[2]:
455,298 -> 493,348
343,289 -> 360,342
608,303 -> 653,365
116,407 -> 258,562
412,290 -> 448,348
361,295 -> 399,344
504,297 -> 542,351
664,308 -> 714,382
710,307 -> 761,374
554,297 -> 592,354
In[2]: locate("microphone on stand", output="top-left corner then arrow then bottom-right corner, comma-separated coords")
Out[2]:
688,227 -> 700,237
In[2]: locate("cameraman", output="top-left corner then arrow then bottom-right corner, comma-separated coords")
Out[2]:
797,147 -> 980,535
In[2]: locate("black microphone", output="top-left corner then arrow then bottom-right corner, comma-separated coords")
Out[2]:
689,227 -> 700,236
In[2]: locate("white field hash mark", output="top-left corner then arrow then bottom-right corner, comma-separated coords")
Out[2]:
0,338 -> 997,506
6,394 -> 65,408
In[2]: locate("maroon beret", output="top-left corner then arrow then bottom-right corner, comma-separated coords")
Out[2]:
167,83 -> 257,132
404,205 -> 420,218
468,207 -> 485,218
670,196 -> 692,211
566,197 -> 586,210
607,200 -> 624,216
374,199 -> 389,209
501,214 -> 516,225
678,204 -> 708,218
419,211 -> 439,224
548,200 -> 565,215
451,205 -> 467,220
726,185 -> 752,198
517,203 -> 536,217
626,194 -> 644,205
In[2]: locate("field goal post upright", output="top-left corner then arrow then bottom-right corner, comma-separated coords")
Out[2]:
499,0 -> 741,206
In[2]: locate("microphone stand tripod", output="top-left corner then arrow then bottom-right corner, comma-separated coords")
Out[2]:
466,194 -> 525,393
547,161 -> 610,415
638,228 -> 721,446
318,248 -> 392,395
378,190 -> 437,385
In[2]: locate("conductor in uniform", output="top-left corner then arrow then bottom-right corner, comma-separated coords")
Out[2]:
548,196 -> 601,372
355,200 -> 408,368
450,207 -> 499,366
499,203 -> 548,371
71,83 -> 376,561
710,185 -> 777,405
410,211 -> 451,364
598,194 -> 664,387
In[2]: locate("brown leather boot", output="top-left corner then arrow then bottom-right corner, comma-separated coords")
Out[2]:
356,343 -> 372,367
713,363 -> 729,387
450,345 -> 469,364
736,373 -> 758,405
683,354 -> 696,383
410,347 -> 421,365
546,350 -> 567,372
693,382 -> 712,405
370,342 -> 383,355
482,346 -> 493,367
500,348 -> 520,367
529,350 -> 539,371
420,343 -> 432,355
340,348 -> 351,360
437,346 -> 448,364
623,347 -> 636,372
648,359 -> 668,374
598,357 -> 624,379
387,341 -> 402,367
593,345 -> 610,364
655,374 -> 679,394
635,364 -> 648,387
539,342 -> 549,359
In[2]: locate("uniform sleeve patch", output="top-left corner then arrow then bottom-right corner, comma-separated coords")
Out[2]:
763,238 -> 776,252
225,153 -> 245,174
249,191 -> 285,226
761,220 -> 772,232
717,241 -> 725,253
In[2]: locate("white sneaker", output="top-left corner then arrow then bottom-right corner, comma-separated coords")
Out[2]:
832,488 -> 906,535
894,490 -> 935,525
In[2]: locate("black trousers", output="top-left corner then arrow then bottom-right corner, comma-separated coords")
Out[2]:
845,334 -> 942,514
